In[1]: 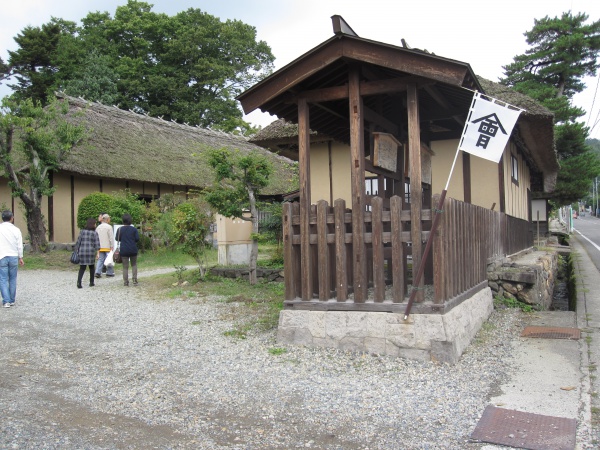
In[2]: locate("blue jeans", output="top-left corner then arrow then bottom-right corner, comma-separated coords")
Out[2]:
95,251 -> 115,276
0,256 -> 19,304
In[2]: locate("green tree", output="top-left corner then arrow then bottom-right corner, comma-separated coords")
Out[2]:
170,198 -> 213,276
501,11 -> 600,205
61,50 -> 119,105
6,20 -> 77,105
7,1 -> 274,132
204,148 -> 273,285
0,95 -> 87,252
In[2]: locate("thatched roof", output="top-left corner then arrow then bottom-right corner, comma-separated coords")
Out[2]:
58,94 -> 298,196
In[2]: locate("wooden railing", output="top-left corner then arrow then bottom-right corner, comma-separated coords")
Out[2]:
282,195 -> 532,309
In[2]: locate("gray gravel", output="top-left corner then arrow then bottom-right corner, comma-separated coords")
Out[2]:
0,268 -> 526,449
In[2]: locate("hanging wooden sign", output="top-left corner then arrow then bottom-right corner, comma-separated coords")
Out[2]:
372,132 -> 401,172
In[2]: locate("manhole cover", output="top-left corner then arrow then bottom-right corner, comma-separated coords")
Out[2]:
471,405 -> 576,450
521,326 -> 580,340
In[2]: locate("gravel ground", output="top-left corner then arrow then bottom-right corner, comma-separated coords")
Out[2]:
0,268 -> 527,449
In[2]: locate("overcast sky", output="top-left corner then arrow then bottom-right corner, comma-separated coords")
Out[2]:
1,0 -> 599,137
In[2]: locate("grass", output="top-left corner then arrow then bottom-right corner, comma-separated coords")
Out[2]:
493,295 -> 536,312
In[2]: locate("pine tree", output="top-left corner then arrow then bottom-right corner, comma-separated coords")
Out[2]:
501,12 -> 600,205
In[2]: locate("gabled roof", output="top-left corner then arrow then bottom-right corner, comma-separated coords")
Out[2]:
237,31 -> 481,145
57,94 -> 298,196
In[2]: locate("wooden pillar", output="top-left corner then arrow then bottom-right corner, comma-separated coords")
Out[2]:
298,98 -> 313,300
349,68 -> 367,302
407,84 -> 424,302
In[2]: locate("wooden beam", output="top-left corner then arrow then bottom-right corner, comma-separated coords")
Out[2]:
361,76 -> 433,96
407,83 -> 424,303
298,98 -> 313,300
349,68 -> 367,302
293,76 -> 432,104
363,106 -> 399,136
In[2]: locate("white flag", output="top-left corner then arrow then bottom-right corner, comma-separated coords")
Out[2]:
459,92 -> 523,163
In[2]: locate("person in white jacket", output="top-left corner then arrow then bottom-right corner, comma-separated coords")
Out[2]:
95,214 -> 115,278
0,210 -> 24,308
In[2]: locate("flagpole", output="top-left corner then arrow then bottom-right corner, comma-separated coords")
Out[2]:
403,93 -> 481,320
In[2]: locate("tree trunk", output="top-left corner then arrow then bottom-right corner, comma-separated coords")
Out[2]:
248,188 -> 258,285
22,195 -> 48,253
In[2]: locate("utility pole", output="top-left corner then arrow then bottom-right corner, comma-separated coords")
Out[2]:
594,177 -> 600,217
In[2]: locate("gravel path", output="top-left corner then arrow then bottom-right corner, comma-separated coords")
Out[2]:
0,268 -> 525,449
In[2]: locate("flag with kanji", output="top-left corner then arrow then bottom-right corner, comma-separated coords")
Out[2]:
459,92 -> 523,163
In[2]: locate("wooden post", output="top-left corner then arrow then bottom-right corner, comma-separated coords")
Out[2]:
298,98 -> 312,300
371,196 -> 385,301
407,84 -> 423,302
391,196 -> 405,302
317,200 -> 330,300
349,68 -> 367,302
283,202 -> 295,300
432,194 -> 445,303
334,198 -> 348,301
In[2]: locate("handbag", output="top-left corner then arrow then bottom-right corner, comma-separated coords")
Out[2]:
70,250 -> 80,264
113,246 -> 122,264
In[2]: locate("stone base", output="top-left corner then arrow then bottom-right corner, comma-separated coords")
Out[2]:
277,288 -> 494,364
217,243 -> 252,266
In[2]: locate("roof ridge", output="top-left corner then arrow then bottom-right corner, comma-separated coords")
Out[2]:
56,91 -> 251,143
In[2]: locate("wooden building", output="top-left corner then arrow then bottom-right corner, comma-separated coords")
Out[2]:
237,17 -> 558,362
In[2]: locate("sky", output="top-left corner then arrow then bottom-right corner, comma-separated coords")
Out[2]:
1,0 -> 599,138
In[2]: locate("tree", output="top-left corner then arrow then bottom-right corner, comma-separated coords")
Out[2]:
7,1 -> 274,132
204,148 -> 274,285
6,20 -> 76,105
501,12 -> 600,205
61,50 -> 119,105
170,198 -> 213,276
0,95 -> 87,252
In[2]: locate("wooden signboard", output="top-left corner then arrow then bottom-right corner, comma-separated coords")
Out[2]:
372,132 -> 401,172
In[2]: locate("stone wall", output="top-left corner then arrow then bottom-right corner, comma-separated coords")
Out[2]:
277,288 -> 494,364
209,267 -> 284,282
487,250 -> 557,310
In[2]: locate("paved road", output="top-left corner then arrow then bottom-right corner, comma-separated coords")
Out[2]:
569,215 -> 600,446
572,214 -> 600,272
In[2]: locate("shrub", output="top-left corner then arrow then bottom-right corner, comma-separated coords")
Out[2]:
170,197 -> 213,276
77,192 -> 112,229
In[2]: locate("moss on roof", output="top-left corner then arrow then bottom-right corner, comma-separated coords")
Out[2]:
476,77 -> 554,118
59,95 -> 297,196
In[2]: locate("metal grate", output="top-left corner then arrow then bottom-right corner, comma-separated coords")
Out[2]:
471,405 -> 576,450
521,326 -> 581,340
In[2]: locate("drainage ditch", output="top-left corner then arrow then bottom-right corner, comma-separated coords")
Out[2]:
551,250 -> 575,311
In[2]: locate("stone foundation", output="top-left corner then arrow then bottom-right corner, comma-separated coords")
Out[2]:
209,267 -> 284,282
277,288 -> 494,364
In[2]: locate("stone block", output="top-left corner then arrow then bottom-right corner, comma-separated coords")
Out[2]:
364,337 -> 387,355
431,340 -> 459,364
339,337 -> 364,353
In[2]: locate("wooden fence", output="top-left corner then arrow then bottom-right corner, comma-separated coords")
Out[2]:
282,195 -> 533,309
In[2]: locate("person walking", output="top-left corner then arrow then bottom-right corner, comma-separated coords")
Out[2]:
75,218 -> 100,289
95,214 -> 115,279
0,210 -> 24,308
116,213 -> 139,286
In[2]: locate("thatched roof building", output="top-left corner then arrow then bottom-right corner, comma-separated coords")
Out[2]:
59,94 -> 298,196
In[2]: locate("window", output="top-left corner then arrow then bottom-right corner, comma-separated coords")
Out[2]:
511,154 -> 519,185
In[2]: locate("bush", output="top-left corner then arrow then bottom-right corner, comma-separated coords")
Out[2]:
77,192 -> 113,229
109,190 -> 146,225
170,197 -> 214,276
